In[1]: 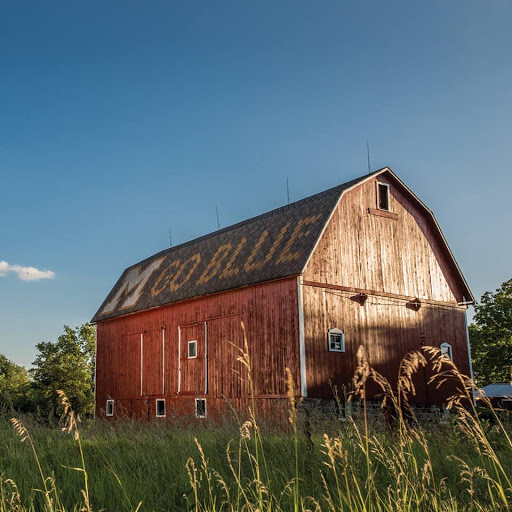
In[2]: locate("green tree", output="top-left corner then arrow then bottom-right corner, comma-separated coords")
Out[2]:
0,354 -> 30,410
469,278 -> 512,386
31,323 -> 96,417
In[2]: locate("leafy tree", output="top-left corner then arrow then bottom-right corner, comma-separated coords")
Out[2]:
31,323 -> 96,417
0,354 -> 30,410
469,278 -> 512,387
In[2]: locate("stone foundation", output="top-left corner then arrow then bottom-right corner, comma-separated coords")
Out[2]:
299,397 -> 445,424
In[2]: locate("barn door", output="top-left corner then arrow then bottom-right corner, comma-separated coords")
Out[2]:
141,329 -> 165,396
206,315 -> 245,398
116,333 -> 141,399
179,322 -> 207,395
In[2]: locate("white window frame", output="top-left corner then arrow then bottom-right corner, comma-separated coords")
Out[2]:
328,328 -> 345,353
195,398 -> 207,418
106,399 -> 114,417
440,342 -> 453,361
156,398 -> 166,418
376,182 -> 390,211
188,340 -> 198,359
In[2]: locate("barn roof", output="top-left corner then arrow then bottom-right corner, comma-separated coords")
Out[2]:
92,171 -> 380,322
92,167 -> 473,323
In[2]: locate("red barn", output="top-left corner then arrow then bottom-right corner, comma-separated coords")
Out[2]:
92,168 -> 474,420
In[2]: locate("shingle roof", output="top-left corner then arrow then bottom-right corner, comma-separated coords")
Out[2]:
92,171 -> 379,322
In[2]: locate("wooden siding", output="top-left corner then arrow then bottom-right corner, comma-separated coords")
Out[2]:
179,323 -> 206,395
302,283 -> 470,402
304,177 -> 464,303
143,330 -> 164,396
302,177 -> 471,402
107,397 -> 291,423
95,277 -> 300,418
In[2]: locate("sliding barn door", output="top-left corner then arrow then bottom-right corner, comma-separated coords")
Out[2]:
206,315 -> 245,398
141,329 -> 165,396
115,333 -> 141,399
179,322 -> 207,395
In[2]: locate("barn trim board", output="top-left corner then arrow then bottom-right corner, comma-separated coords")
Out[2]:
93,167 -> 474,420
297,275 -> 307,398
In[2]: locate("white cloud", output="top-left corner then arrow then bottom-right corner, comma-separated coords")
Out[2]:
0,260 -> 55,281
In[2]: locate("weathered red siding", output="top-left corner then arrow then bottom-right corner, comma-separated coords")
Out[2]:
95,277 -> 300,419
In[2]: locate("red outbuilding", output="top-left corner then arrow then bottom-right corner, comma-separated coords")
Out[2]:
92,168 -> 474,420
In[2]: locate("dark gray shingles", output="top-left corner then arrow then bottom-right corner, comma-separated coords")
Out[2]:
92,172 -> 377,322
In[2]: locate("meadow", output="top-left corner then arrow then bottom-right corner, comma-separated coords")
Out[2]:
1,352 -> 511,512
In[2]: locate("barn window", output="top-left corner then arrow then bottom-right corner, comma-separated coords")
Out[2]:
440,342 -> 453,360
106,399 -> 114,417
328,328 -> 345,352
195,398 -> 207,418
188,340 -> 197,359
376,182 -> 390,211
156,399 -> 166,417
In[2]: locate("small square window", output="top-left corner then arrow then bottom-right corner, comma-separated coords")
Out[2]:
440,343 -> 453,360
195,398 -> 207,418
156,399 -> 166,417
377,182 -> 390,211
328,328 -> 345,352
188,340 -> 197,359
106,399 -> 114,417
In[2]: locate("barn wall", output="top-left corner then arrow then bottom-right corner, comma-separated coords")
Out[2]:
302,284 -> 469,402
304,176 -> 464,303
302,177 -> 471,402
95,277 -> 300,418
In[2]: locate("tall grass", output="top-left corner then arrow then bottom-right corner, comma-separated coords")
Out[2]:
0,339 -> 511,511
182,341 -> 512,511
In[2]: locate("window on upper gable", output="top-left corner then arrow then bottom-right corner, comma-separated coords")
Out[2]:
377,182 -> 390,211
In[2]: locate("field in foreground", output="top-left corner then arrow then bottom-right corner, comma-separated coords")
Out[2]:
0,405 -> 511,512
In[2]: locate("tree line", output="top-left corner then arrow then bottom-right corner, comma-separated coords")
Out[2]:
0,324 -> 95,418
0,279 -> 511,418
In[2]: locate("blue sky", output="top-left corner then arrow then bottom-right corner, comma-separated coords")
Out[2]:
1,1 -> 511,368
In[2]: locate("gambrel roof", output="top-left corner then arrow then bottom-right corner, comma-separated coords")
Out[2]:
92,168 -> 473,323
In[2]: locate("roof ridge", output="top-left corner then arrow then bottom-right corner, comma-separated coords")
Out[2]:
127,170 -> 382,270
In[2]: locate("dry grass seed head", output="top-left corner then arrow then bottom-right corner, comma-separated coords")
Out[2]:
185,457 -> 199,488
352,346 -> 371,399
398,350 -> 427,399
56,390 -> 80,440
285,367 -> 296,424
353,346 -> 399,411
80,489 -> 91,512
302,496 -> 323,512
9,418 -> 29,443
240,420 -> 253,440
319,471 -> 336,512
1,478 -> 22,509
424,346 -> 474,399
210,468 -> 232,508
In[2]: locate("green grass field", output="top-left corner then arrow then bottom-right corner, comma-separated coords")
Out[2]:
1,403 -> 511,512
1,351 -> 511,511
